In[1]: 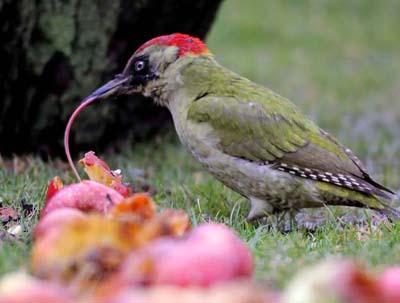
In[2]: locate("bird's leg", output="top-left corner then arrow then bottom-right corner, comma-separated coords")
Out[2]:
274,210 -> 287,228
287,209 -> 298,233
272,209 -> 298,233
246,197 -> 274,222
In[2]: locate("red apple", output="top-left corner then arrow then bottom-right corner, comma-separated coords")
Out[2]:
378,267 -> 400,302
115,223 -> 253,287
41,180 -> 123,217
0,272 -> 74,303
34,208 -> 86,239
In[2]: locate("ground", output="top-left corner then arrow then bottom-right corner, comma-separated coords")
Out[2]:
1,0 -> 400,289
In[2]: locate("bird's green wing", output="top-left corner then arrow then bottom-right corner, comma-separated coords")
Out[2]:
187,94 -> 393,198
188,94 -> 350,170
188,95 -> 307,162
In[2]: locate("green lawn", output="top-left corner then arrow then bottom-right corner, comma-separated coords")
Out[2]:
1,0 -> 400,288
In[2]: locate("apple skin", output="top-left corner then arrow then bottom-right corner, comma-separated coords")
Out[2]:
34,208 -> 86,239
115,223 -> 253,287
378,267 -> 400,302
42,180 -> 123,217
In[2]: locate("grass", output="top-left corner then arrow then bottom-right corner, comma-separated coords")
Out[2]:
1,0 -> 400,289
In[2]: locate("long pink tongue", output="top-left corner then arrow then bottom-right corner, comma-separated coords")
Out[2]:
64,96 -> 98,181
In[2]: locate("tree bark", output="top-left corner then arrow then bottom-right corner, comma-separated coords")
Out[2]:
0,0 -> 222,156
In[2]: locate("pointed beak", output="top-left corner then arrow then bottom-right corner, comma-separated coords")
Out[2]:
86,75 -> 131,100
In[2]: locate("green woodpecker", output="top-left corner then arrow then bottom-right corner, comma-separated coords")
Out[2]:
80,33 -> 398,221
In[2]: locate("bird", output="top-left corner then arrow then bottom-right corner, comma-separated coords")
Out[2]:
79,33 -> 399,223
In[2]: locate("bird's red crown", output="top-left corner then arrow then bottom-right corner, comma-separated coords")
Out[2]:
135,33 -> 211,57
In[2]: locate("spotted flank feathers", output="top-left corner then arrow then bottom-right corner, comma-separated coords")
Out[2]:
268,161 -> 374,194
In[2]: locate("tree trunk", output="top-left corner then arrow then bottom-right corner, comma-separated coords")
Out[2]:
0,0 -> 222,157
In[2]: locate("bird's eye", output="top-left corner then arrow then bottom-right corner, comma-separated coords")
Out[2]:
134,60 -> 145,72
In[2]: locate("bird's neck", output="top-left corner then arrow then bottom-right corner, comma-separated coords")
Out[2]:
149,55 -> 220,107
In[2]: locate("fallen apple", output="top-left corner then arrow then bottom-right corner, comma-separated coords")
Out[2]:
377,267 -> 400,302
283,260 -> 382,303
32,206 -> 190,288
109,193 -> 156,220
34,208 -> 86,239
0,272 -> 74,303
98,280 -> 276,303
79,151 -> 131,197
44,176 -> 64,206
41,180 -> 123,217
110,223 -> 253,288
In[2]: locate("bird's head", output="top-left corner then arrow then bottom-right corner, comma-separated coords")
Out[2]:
87,33 -> 211,103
